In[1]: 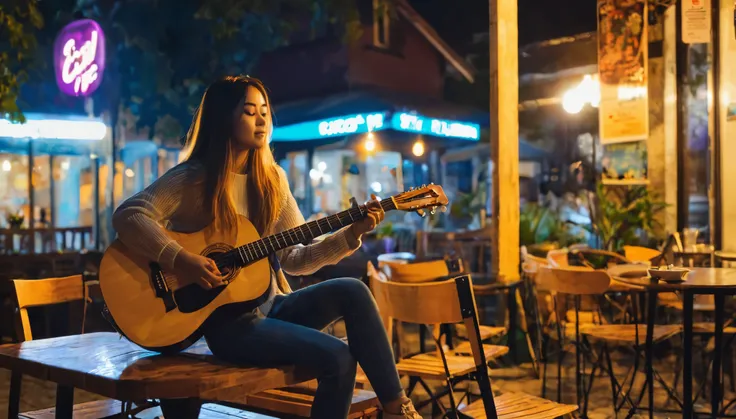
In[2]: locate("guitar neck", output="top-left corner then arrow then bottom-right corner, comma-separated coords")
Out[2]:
230,198 -> 396,267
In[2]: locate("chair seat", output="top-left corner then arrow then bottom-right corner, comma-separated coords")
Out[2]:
448,342 -> 509,360
455,324 -> 507,340
460,392 -> 578,418
580,324 -> 681,343
397,352 -> 480,379
692,322 -> 736,334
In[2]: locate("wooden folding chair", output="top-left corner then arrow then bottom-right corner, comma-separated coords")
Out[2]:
377,258 -> 507,361
367,262 -> 577,418
8,275 -> 156,419
546,267 -> 681,416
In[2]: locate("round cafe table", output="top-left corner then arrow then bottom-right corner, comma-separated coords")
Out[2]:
611,267 -> 736,419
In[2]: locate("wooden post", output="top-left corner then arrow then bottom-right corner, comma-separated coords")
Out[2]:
489,0 -> 520,282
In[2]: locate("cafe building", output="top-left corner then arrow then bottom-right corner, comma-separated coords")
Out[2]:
256,0 -> 489,219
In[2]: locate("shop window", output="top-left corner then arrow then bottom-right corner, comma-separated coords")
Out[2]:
373,0 -> 390,48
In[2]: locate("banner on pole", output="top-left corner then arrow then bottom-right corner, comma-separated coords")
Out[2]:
597,0 -> 649,144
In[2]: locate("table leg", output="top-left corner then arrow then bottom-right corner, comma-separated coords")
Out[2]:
712,293 -> 725,418
646,290 -> 656,419
160,398 -> 202,419
507,287 -> 518,364
8,371 -> 21,419
55,385 -> 73,419
684,291 -> 694,419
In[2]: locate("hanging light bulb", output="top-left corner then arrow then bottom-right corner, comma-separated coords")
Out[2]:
364,133 -> 376,152
412,140 -> 425,157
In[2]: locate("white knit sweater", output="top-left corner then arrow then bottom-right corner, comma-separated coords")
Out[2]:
111,161 -> 361,314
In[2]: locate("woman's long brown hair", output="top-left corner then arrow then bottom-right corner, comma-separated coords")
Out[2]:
180,75 -> 281,235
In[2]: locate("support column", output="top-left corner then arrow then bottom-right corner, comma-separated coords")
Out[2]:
489,0 -> 520,282
27,141 -> 35,253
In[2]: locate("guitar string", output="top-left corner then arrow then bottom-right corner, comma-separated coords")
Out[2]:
161,194 -> 432,289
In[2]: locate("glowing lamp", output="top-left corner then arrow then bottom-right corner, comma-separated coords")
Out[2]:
364,133 -> 376,152
54,19 -> 106,96
412,140 -> 425,157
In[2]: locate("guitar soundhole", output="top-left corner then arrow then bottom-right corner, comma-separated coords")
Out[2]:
174,242 -> 238,314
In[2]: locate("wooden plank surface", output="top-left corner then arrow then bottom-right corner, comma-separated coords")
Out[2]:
0,332 -> 313,400
21,401 -> 276,419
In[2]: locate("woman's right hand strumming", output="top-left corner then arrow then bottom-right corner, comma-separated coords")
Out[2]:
172,250 -> 224,289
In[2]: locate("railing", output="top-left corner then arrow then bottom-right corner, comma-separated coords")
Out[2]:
0,227 -> 93,255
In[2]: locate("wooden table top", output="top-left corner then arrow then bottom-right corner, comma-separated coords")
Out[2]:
0,332 -> 313,401
611,267 -> 736,292
715,251 -> 736,261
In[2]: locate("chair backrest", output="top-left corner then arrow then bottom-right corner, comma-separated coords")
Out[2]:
547,249 -> 570,267
623,246 -> 661,263
13,275 -> 86,341
379,257 -> 464,284
545,267 -> 611,295
367,262 -> 468,328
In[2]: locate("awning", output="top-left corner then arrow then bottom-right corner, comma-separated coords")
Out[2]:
441,139 -> 550,163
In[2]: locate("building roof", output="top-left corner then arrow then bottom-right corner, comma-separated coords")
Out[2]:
396,0 -> 476,83
273,88 -> 489,127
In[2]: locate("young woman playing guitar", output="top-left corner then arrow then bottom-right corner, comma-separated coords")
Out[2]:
111,75 -> 421,418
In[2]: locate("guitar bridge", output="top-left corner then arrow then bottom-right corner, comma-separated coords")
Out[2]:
149,262 -> 178,312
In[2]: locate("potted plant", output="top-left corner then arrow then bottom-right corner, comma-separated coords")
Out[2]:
449,190 -> 484,230
520,203 -> 586,257
6,211 -> 24,229
586,184 -> 667,252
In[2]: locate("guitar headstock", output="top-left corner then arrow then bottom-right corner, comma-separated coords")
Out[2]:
391,184 -> 449,217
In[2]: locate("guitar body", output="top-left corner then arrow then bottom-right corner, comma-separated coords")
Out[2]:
99,215 -> 272,353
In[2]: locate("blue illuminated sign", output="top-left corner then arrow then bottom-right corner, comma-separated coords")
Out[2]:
391,112 -> 480,140
271,111 -> 480,141
272,113 -> 385,141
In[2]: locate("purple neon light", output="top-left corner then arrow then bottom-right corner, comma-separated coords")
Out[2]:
54,19 -> 106,97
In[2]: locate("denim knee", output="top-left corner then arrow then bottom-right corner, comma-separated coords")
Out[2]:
324,341 -> 357,380
331,277 -> 372,301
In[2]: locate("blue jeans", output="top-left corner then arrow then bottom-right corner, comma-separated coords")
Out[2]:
204,277 -> 404,418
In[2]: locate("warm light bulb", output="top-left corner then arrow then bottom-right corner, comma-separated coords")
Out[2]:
562,89 -> 585,114
125,168 -> 135,178
2,160 -> 10,172
364,136 -> 376,152
412,140 -> 425,157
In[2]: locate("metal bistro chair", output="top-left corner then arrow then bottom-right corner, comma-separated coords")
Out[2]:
367,262 -> 578,418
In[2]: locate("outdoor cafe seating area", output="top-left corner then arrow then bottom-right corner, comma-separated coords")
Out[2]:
0,226 -> 735,418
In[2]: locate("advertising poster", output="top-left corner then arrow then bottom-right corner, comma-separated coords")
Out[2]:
597,0 -> 649,144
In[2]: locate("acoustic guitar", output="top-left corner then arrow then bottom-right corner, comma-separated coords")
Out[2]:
99,184 -> 448,353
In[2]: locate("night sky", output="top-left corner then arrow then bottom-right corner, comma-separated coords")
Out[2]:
410,0 -> 597,50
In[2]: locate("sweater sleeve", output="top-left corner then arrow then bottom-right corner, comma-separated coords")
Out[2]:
273,167 -> 362,276
111,163 -> 197,270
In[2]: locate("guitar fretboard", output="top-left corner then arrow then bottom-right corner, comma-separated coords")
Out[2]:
225,198 -> 396,268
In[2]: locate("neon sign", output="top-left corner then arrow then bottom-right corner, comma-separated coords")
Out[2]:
392,113 -> 480,140
54,19 -> 106,96
271,111 -> 480,142
273,113 -> 385,141
318,113 -> 384,136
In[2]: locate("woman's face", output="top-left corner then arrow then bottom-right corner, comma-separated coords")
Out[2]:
231,85 -> 270,150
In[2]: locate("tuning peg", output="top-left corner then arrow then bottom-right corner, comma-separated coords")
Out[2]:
416,209 -> 426,218
430,207 -> 437,215
440,205 -> 447,213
